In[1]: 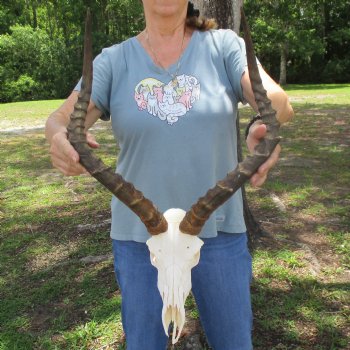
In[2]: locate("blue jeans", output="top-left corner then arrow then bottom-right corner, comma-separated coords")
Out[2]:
112,232 -> 253,350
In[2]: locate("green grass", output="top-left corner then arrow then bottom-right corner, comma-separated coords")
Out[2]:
1,85 -> 349,349
284,83 -> 350,104
0,121 -> 119,349
0,99 -> 63,130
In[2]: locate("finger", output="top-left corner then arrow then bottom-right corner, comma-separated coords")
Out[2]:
249,122 -> 266,140
50,145 -> 76,164
258,144 -> 281,174
86,132 -> 100,149
52,157 -> 87,176
61,140 -> 80,162
49,131 -> 90,176
250,173 -> 267,188
50,146 -> 79,170
51,132 -> 80,163
246,123 -> 266,153
249,144 -> 281,187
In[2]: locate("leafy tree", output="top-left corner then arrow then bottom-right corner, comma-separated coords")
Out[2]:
0,25 -> 71,101
0,0 -> 30,34
244,0 -> 325,84
0,0 -> 145,102
0,0 -> 348,102
321,0 -> 350,82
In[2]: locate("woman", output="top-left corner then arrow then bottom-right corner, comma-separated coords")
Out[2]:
46,1 -> 294,349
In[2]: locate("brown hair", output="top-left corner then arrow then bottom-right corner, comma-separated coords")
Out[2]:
186,1 -> 218,31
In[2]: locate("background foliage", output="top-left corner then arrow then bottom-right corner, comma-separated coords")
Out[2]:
0,0 -> 349,102
244,0 -> 350,84
0,0 -> 145,102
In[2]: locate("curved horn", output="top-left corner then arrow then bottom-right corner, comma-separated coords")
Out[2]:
179,7 -> 281,235
67,9 -> 167,235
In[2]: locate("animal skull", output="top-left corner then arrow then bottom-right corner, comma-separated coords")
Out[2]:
146,208 -> 204,344
68,7 -> 282,346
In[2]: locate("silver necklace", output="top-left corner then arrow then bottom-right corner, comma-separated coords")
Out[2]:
145,28 -> 186,81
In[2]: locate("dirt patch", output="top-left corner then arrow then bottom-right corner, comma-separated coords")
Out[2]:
27,241 -> 80,273
30,303 -> 87,334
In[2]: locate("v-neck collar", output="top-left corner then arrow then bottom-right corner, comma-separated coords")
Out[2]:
132,30 -> 198,75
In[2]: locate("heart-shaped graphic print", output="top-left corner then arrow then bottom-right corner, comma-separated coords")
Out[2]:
134,75 -> 201,125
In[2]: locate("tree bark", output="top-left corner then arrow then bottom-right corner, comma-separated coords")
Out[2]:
193,0 -> 266,249
45,2 -> 53,39
232,0 -> 243,34
192,0 -> 233,28
32,1 -> 38,29
279,43 -> 288,85
236,114 -> 267,250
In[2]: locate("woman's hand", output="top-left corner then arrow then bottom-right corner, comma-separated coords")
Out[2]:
49,131 -> 99,176
246,121 -> 281,187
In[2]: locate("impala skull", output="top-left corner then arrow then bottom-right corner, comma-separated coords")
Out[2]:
146,209 -> 204,344
68,7 -> 282,346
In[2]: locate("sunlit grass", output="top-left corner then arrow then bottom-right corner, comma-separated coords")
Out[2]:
285,83 -> 350,105
0,99 -> 64,129
1,85 -> 349,349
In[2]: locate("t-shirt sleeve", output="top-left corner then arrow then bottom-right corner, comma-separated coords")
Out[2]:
74,48 -> 112,121
221,29 -> 247,104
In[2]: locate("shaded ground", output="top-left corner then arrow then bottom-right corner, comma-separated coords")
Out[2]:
171,96 -> 350,349
0,92 -> 349,350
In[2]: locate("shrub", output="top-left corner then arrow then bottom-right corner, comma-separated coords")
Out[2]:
321,58 -> 350,83
0,74 -> 39,102
0,25 -> 74,102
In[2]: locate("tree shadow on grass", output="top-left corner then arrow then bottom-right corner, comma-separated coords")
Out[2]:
1,100 -> 349,349
1,213 -> 349,349
0,225 -> 121,349
252,279 -> 349,350
0,200 -> 122,349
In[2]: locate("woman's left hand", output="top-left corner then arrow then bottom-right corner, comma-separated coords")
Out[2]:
246,121 -> 281,187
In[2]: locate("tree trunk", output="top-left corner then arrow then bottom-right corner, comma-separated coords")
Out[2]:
46,2 -> 53,39
193,0 -> 265,249
192,0 -> 233,28
323,1 -> 331,61
32,1 -> 38,29
232,0 -> 243,34
279,43 -> 288,85
236,113 -> 267,250
98,0 -> 110,36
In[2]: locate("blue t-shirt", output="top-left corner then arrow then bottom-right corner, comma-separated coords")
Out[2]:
76,29 -> 248,242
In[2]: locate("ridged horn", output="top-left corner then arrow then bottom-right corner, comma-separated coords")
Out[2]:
67,9 -> 167,235
179,7 -> 281,235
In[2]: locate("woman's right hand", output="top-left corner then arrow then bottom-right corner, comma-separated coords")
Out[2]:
46,91 -> 103,176
49,130 -> 99,176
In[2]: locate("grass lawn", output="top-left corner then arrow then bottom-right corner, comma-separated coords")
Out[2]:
0,84 -> 349,349
0,100 -> 63,130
